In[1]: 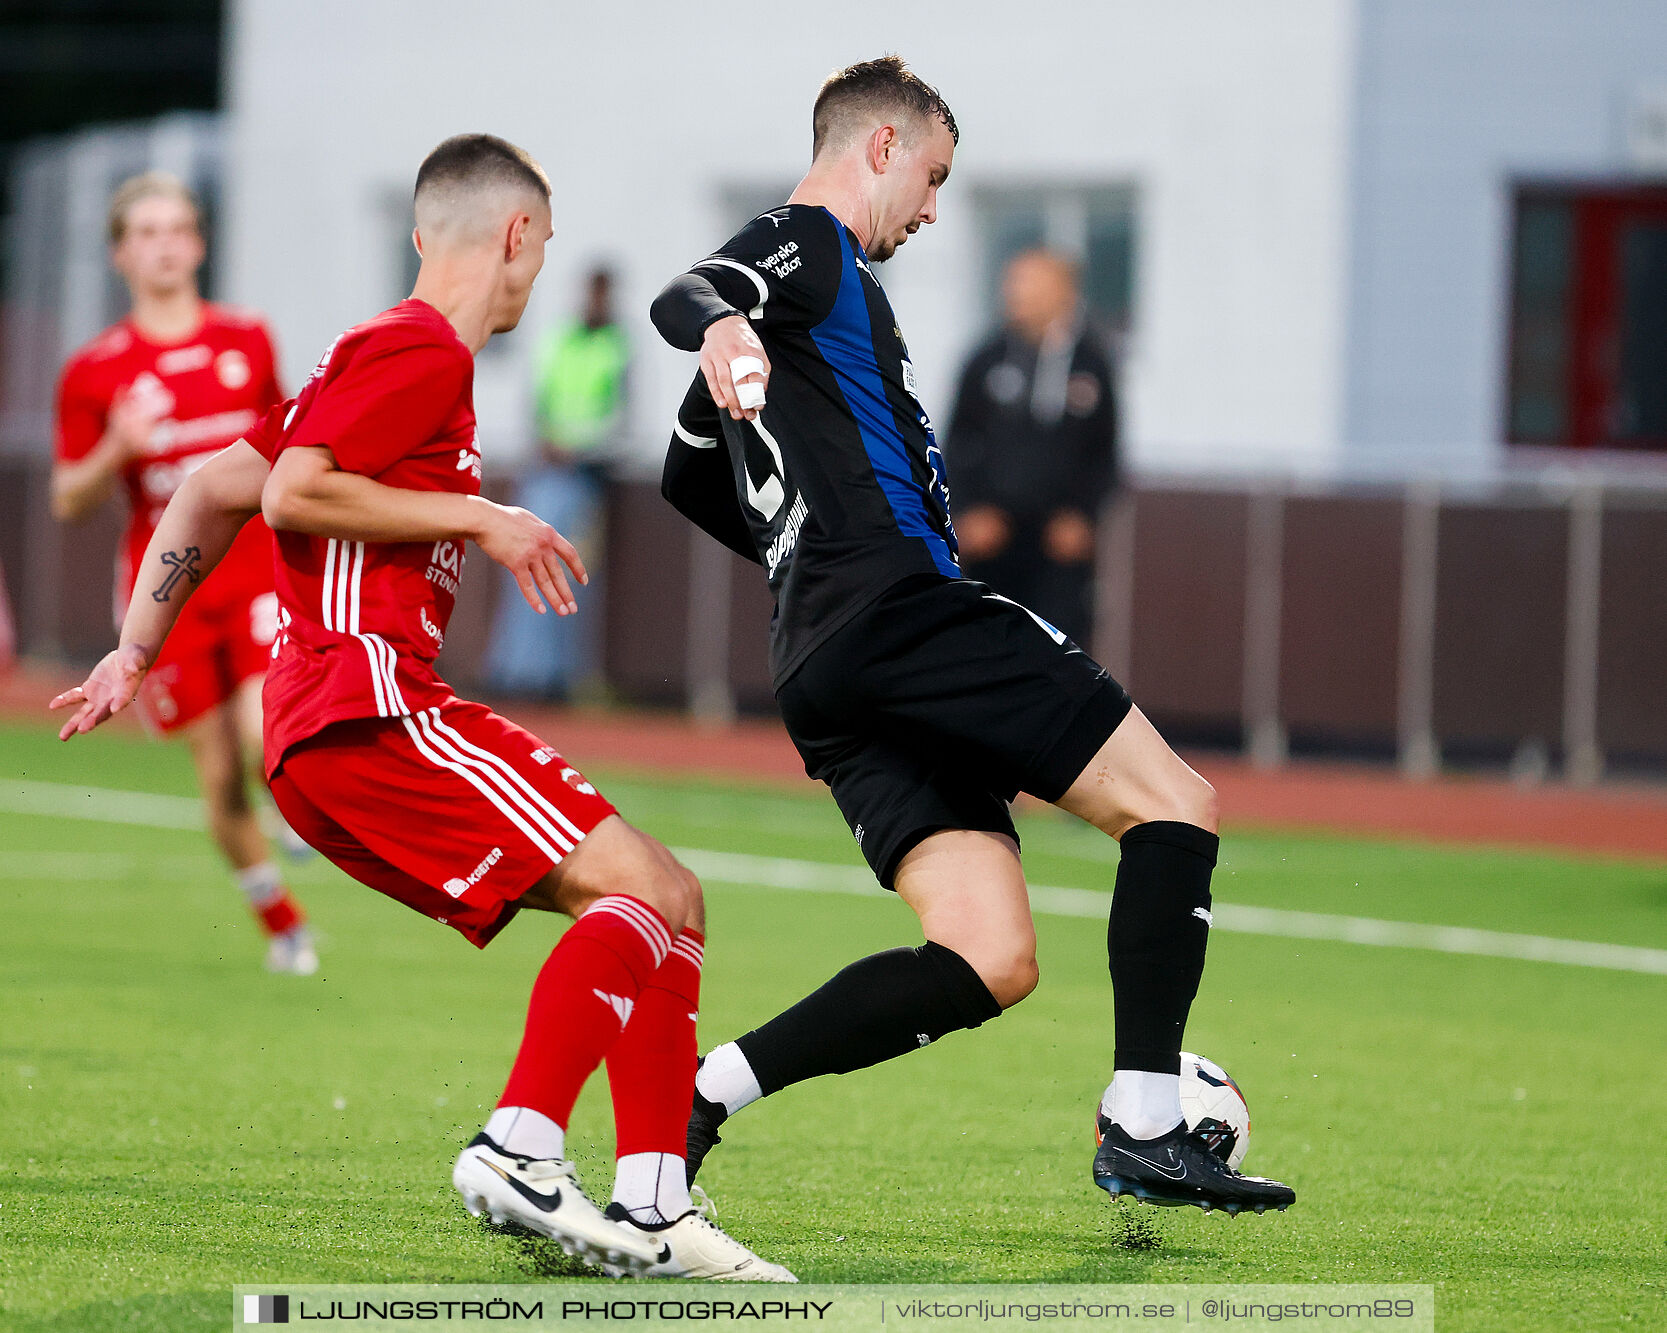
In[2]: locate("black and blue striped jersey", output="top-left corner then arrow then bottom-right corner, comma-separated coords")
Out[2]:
652,203 -> 960,685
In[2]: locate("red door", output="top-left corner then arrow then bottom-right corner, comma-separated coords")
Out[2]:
1508,186 -> 1667,451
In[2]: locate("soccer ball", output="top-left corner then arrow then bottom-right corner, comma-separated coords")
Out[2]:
1180,1052 -> 1251,1170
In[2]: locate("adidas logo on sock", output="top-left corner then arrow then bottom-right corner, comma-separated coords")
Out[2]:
593,989 -> 634,1025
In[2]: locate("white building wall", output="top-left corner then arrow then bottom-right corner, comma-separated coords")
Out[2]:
223,0 -> 1357,476
1341,0 -> 1667,477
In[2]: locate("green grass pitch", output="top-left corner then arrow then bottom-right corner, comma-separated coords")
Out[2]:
1,718 -> 1664,1331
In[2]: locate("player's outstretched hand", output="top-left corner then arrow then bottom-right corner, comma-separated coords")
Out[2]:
50,644 -> 151,740
473,500 -> 588,616
700,315 -> 770,422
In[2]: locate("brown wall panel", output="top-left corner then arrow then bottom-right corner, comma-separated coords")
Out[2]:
41,478 -> 125,660
1596,504 -> 1667,756
1432,503 -> 1567,748
601,481 -> 690,705
726,556 -> 779,715
1127,489 -> 1247,726
11,457 -> 1667,774
1278,494 -> 1403,743
0,459 -> 37,645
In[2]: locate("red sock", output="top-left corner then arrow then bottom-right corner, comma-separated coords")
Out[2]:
498,895 -> 672,1129
237,862 -> 305,937
606,929 -> 703,1156
255,891 -> 304,936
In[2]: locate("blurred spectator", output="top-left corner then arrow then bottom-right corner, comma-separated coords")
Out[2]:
947,249 -> 1119,645
485,265 -> 629,700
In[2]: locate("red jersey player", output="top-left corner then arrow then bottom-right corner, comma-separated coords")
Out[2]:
53,135 -> 792,1282
52,172 -> 315,975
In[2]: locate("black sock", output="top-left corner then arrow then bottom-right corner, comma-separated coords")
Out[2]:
735,942 -> 1002,1096
1109,821 -> 1218,1073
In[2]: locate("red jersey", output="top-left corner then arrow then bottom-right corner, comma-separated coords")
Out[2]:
55,304 -> 283,619
245,299 -> 480,775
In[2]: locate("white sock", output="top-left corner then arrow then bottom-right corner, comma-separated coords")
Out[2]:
695,1042 -> 763,1116
612,1151 -> 692,1226
234,861 -> 285,908
483,1106 -> 564,1160
1101,1070 -> 1184,1140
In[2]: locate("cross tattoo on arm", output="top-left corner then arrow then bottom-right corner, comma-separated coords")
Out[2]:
152,546 -> 204,603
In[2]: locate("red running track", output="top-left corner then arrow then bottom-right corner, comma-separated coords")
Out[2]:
7,662 -> 1665,861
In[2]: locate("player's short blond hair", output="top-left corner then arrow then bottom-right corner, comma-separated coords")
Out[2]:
107,172 -> 202,246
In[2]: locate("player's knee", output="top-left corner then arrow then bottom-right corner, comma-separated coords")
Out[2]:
679,863 -> 707,936
1173,772 -> 1219,834
560,827 -> 688,932
1115,768 -> 1218,838
972,946 -> 1039,1009
625,837 -> 695,936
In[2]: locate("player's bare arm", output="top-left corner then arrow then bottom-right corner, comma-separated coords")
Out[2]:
51,439 -> 268,738
262,444 -> 585,615
49,387 -> 162,521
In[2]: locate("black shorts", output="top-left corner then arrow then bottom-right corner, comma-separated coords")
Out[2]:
777,575 -> 1134,888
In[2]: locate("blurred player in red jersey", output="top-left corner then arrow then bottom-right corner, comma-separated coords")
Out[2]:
51,136 -> 792,1282
52,172 -> 315,975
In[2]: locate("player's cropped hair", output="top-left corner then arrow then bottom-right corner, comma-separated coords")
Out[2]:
812,55 -> 959,159
107,172 -> 202,245
414,134 -> 551,208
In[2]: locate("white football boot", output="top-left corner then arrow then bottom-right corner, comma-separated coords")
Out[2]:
265,926 -> 319,976
604,1188 -> 797,1282
454,1135 -> 664,1274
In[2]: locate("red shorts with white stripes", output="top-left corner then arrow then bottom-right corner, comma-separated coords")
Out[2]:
268,699 -> 617,947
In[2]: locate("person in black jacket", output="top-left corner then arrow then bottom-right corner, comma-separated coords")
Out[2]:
948,248 -> 1117,645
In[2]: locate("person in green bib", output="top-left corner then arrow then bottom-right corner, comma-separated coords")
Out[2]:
486,265 -> 629,700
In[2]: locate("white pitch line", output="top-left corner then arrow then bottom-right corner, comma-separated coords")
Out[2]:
671,847 -> 1667,977
1203,903 -> 1667,974
3,779 -> 1661,976
0,851 -> 137,879
0,778 -> 202,830
672,847 -> 882,897
0,851 -> 219,881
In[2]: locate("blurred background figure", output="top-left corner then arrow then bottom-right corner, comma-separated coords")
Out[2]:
484,264 -> 629,702
50,171 -> 315,975
947,249 -> 1119,646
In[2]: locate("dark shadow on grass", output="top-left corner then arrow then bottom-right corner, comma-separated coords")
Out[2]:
1105,1199 -> 1165,1251
477,1214 -> 606,1280
782,1206 -> 1227,1284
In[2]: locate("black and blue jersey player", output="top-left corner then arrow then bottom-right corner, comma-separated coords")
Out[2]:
651,55 -> 1295,1219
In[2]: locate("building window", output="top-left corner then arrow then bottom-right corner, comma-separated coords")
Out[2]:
974,184 -> 1138,346
1507,185 -> 1667,451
